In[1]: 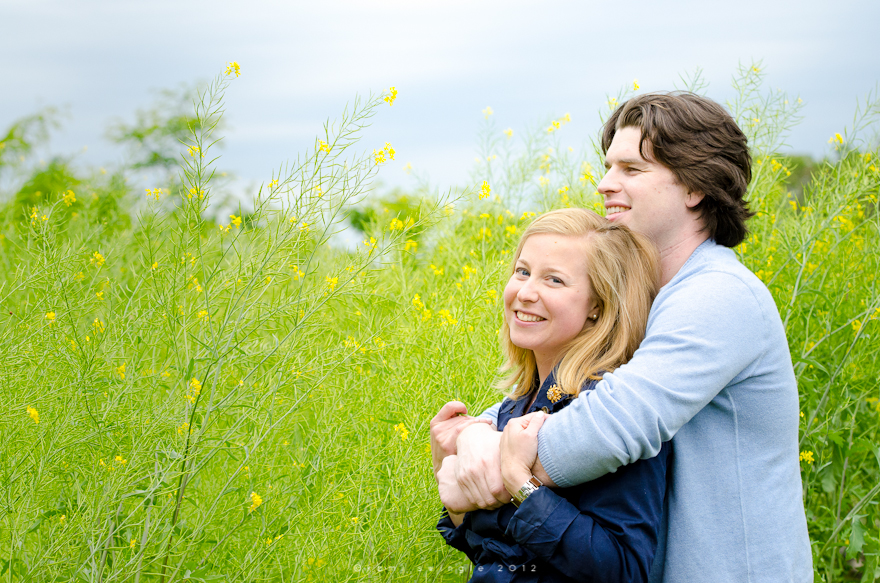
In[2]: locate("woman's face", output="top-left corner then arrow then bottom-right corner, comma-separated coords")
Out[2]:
503,233 -> 598,374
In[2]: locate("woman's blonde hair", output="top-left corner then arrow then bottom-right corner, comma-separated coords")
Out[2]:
497,208 -> 660,399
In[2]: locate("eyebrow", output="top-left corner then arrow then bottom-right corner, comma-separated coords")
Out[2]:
516,257 -> 574,278
604,157 -> 647,169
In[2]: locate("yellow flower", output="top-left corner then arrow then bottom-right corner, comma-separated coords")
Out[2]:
828,133 -> 844,145
482,106 -> 493,119
91,252 -> 105,267
93,318 -> 105,333
504,128 -> 513,139
852,320 -> 862,332
318,140 -> 330,153
116,363 -> 125,380
145,188 -> 161,201
799,450 -> 814,464
412,294 -> 425,310
151,262 -> 158,270
189,377 -> 202,396
393,422 -> 409,441
547,120 -> 561,133
197,310 -> 209,322
383,86 -> 398,106
225,61 -> 241,77
325,276 -> 338,291
62,190 -> 76,206
230,214 -> 242,228
115,455 -> 127,465
480,180 -> 491,200
404,239 -> 417,252
633,79 -> 640,91
45,311 -> 56,323
437,309 -> 458,326
608,97 -> 618,108
249,491 -> 263,512
385,142 -> 395,160
187,145 -> 204,158
373,148 -> 387,165
27,406 -> 39,424
129,539 -> 136,549
389,218 -> 404,231
364,236 -> 377,252
177,422 -> 190,435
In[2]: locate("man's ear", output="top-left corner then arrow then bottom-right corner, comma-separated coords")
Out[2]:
686,191 -> 705,209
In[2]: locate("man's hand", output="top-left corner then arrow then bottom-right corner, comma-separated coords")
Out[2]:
452,422 -> 509,511
436,455 -> 468,525
429,401 -> 492,478
500,411 -> 546,495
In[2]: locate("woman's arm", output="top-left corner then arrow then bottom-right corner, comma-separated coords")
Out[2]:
501,412 -> 670,582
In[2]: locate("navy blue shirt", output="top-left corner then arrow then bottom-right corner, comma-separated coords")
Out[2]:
437,371 -> 672,582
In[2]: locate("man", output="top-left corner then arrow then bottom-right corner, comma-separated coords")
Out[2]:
431,92 -> 812,582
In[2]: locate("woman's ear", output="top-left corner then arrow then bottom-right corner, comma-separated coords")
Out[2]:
587,299 -> 600,322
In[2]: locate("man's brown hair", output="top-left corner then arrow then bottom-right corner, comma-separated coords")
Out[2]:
601,92 -> 754,247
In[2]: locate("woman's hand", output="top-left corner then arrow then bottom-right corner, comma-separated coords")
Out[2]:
430,401 -> 493,479
500,411 -> 547,496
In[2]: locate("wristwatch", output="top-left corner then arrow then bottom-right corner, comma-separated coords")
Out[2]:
510,476 -> 543,507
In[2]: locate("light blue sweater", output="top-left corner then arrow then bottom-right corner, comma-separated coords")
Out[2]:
481,240 -> 812,582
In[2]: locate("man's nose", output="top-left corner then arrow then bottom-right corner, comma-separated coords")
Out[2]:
597,169 -> 618,196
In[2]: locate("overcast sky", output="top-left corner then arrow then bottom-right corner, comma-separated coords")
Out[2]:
3,0 -> 879,195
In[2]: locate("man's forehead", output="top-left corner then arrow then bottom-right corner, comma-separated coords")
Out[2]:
605,127 -> 657,165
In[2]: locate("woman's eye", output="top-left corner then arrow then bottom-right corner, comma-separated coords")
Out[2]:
549,276 -> 563,284
515,267 -> 529,277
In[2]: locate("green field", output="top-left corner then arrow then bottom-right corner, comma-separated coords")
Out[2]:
2,64 -> 878,582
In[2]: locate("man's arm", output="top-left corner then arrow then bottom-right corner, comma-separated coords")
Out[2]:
535,270 -> 773,487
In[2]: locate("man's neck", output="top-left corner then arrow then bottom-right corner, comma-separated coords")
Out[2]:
658,231 -> 710,287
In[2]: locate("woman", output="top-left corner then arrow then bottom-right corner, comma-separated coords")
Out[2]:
434,208 -> 670,582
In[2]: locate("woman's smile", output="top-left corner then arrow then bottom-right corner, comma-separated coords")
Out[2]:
503,233 -> 599,379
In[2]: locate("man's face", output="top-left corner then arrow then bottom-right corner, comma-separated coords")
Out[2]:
598,126 -> 701,248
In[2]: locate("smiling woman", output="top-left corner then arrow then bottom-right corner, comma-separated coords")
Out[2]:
497,208 -> 660,401
435,208 -> 668,581
504,232 -> 598,381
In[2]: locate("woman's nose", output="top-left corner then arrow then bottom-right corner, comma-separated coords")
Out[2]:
516,278 -> 539,302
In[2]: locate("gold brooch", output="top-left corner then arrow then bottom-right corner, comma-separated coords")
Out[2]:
546,384 -> 564,403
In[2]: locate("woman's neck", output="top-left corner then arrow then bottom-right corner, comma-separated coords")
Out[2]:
535,353 -> 555,387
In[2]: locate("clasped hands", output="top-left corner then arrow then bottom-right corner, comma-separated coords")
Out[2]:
429,401 -> 546,515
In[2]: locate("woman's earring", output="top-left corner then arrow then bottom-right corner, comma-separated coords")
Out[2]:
590,314 -> 598,321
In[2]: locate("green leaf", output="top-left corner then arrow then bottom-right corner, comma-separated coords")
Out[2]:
846,514 -> 866,559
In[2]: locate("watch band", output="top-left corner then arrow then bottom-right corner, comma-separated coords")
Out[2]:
511,475 -> 543,507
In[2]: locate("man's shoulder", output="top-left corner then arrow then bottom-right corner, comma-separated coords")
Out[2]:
662,241 -> 776,314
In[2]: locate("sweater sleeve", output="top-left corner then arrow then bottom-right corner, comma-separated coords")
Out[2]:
477,401 -> 501,425
506,443 -> 670,582
537,270 -> 773,487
